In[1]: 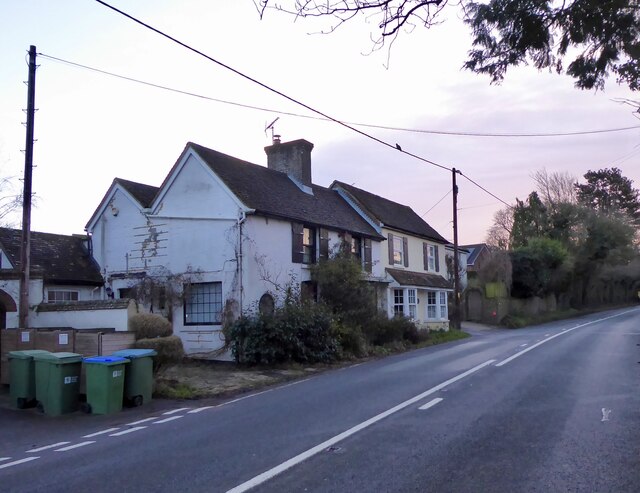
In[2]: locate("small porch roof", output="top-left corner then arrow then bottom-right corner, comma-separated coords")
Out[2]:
386,268 -> 452,290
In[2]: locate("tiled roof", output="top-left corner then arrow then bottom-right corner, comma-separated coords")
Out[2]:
386,268 -> 452,290
114,178 -> 158,208
189,143 -> 383,238
461,243 -> 488,266
331,181 -> 448,243
0,228 -> 103,285
35,299 -> 131,312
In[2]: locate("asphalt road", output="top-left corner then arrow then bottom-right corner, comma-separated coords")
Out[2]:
1,307 -> 639,492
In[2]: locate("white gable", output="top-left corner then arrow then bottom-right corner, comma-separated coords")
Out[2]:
0,249 -> 14,270
151,151 -> 249,219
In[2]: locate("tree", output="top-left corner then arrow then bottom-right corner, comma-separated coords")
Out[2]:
575,167 -> 640,224
0,175 -> 22,228
254,1 -> 640,91
510,237 -> 571,298
486,206 -> 513,250
510,191 -> 549,248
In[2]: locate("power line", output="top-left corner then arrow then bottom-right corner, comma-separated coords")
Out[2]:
94,0 -> 451,172
421,189 -> 451,217
38,52 -> 640,139
459,172 -> 512,208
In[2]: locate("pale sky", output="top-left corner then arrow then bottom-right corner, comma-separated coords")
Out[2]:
1,1 -> 639,245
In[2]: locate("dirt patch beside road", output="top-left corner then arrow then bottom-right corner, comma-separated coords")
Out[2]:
155,360 -> 328,399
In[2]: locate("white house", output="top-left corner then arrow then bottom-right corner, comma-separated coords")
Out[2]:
331,182 -> 453,331
86,139 -> 384,355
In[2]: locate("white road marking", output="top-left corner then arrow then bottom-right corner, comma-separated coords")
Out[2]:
27,442 -> 70,453
496,309 -> 639,367
602,408 -> 612,422
519,344 -> 528,347
55,441 -> 95,452
125,417 -> 158,426
188,406 -> 215,414
0,457 -> 39,469
162,408 -> 190,415
154,415 -> 183,424
83,428 -> 120,438
0,457 -> 11,462
226,359 -> 496,493
219,388 -> 275,407
418,398 -> 444,411
110,426 -> 147,436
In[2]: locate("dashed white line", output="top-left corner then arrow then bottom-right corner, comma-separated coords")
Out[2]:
519,344 -> 528,347
0,457 -> 40,469
496,309 -> 638,367
188,406 -> 215,414
125,417 -> 158,426
83,428 -> 120,438
27,442 -> 70,453
162,408 -> 190,415
226,359 -> 496,493
0,457 -> 11,463
154,415 -> 183,424
418,397 -> 444,411
110,426 -> 147,437
55,441 -> 95,452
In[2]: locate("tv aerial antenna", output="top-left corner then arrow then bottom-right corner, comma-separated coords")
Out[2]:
265,117 -> 280,143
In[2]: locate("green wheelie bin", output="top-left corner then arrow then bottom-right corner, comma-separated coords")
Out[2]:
82,356 -> 129,415
111,349 -> 157,407
8,350 -> 50,409
33,352 -> 83,416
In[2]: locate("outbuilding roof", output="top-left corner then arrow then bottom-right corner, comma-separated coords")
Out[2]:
0,228 -> 103,285
331,181 -> 448,243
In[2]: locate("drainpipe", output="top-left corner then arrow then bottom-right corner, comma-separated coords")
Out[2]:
237,211 -> 247,315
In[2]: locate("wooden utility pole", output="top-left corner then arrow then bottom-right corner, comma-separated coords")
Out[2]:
451,167 -> 461,330
19,45 -> 37,328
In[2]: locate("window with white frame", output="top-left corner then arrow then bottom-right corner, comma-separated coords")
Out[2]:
427,244 -> 436,271
426,291 -> 448,320
439,292 -> 448,319
426,292 -> 437,319
184,282 -> 222,325
393,289 -> 404,316
47,290 -> 79,303
393,236 -> 404,265
407,289 -> 417,319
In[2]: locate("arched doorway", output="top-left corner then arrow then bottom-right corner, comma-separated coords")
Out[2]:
0,289 -> 17,329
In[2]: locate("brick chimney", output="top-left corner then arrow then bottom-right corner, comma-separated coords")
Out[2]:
265,138 -> 314,187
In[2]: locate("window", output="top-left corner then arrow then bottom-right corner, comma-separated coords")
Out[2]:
426,292 -> 437,319
407,289 -> 417,319
184,282 -> 222,325
351,236 -> 362,261
439,292 -> 448,319
423,242 -> 441,272
427,245 -> 436,271
48,290 -> 79,303
393,236 -> 404,265
393,289 -> 404,315
292,223 -> 316,264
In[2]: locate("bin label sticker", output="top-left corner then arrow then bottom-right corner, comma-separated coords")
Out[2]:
64,376 -> 78,385
112,370 -> 123,378
58,334 -> 69,345
21,332 -> 30,342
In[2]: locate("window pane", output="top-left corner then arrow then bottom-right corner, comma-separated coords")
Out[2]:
427,306 -> 437,318
393,237 -> 403,265
185,282 -> 222,325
